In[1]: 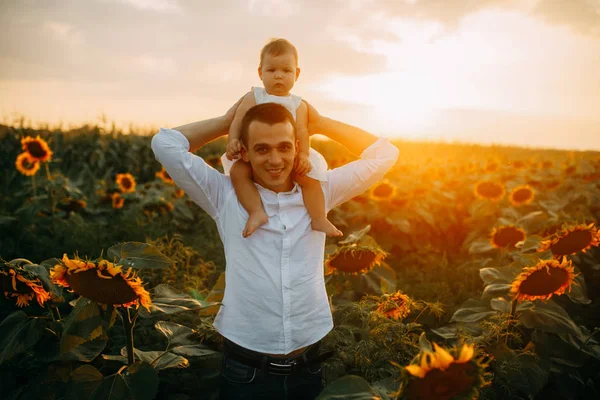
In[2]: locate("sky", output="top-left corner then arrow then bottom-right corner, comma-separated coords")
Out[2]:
0,0 -> 599,150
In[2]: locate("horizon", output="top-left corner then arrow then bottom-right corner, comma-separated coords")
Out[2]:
1,0 -> 599,151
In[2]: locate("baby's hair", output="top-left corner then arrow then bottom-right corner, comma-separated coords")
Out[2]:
240,103 -> 297,147
259,38 -> 298,70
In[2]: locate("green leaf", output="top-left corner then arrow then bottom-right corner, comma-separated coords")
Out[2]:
199,272 -> 226,316
68,365 -> 104,400
482,283 -> 512,298
493,343 -> 549,396
490,297 -> 512,313
469,238 -> 495,255
450,299 -> 496,323
479,267 -> 514,284
155,321 -> 198,347
169,344 -> 219,358
0,311 -> 46,364
138,284 -> 215,318
316,375 -> 379,399
60,298 -> 113,361
519,300 -> 582,336
88,362 -> 158,400
121,348 -> 190,370
417,332 -> 433,353
107,241 -> 175,269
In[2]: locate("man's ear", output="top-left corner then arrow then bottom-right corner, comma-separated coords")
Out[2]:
241,144 -> 250,162
295,67 -> 301,81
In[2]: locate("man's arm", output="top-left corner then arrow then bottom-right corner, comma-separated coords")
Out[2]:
303,101 -> 399,210
174,96 -> 243,153
304,100 -> 378,156
150,98 -> 242,219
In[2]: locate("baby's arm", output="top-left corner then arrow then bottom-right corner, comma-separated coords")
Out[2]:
226,91 -> 257,160
294,101 -> 311,175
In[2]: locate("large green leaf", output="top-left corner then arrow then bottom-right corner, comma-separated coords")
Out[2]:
0,311 -> 46,364
60,298 -> 114,361
492,343 -> 549,397
450,299 -> 496,323
364,262 -> 396,295
316,375 -> 379,400
107,241 -> 175,269
468,238 -> 495,255
519,300 -> 582,336
68,364 -> 104,400
138,284 -> 216,318
88,362 -> 158,400
481,283 -> 512,298
199,272 -> 226,316
120,347 -> 190,370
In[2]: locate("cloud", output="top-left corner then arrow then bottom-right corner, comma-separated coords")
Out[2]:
118,0 -> 182,12
43,20 -> 85,46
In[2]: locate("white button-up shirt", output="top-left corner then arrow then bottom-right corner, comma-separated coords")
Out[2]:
151,128 -> 399,354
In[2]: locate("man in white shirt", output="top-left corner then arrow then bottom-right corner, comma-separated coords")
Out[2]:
151,100 -> 399,400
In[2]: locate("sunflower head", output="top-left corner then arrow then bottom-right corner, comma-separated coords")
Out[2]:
324,244 -> 387,276
511,160 -> 526,170
50,254 -> 151,311
21,135 -> 53,162
509,184 -> 535,206
369,180 -> 397,201
402,343 -> 489,400
15,152 -> 41,176
541,160 -> 554,169
545,179 -> 561,191
490,225 -> 526,249
510,256 -> 576,302
155,167 -> 174,184
538,222 -> 600,257
474,180 -> 505,202
58,198 -> 87,213
116,173 -> 136,193
0,264 -> 51,307
111,192 -> 124,209
376,291 -> 412,320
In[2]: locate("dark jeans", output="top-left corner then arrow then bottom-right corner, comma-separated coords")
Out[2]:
219,341 -> 324,400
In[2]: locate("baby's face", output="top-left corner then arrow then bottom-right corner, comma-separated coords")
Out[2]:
258,52 -> 299,96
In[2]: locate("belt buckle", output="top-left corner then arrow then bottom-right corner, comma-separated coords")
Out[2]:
267,359 -> 297,376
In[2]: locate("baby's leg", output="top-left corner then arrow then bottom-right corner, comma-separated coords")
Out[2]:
230,160 -> 268,238
295,174 -> 343,237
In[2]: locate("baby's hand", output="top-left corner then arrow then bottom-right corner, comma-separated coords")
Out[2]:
226,138 -> 242,161
295,153 -> 312,176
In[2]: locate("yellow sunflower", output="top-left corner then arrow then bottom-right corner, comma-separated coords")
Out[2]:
50,254 -> 151,311
490,225 -> 526,249
111,192 -> 124,209
402,343 -> 489,400
509,185 -> 535,206
510,256 -> 576,302
376,291 -> 412,320
155,167 -> 174,185
538,222 -> 600,257
172,188 -> 185,198
474,180 -> 505,202
1,265 -> 51,307
21,135 -> 53,163
116,173 -> 136,193
541,160 -> 554,169
545,179 -> 561,191
15,152 -> 41,176
369,179 -> 397,201
324,244 -> 387,276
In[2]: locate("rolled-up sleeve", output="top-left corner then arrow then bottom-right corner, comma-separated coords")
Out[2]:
324,137 -> 399,211
151,128 -> 227,219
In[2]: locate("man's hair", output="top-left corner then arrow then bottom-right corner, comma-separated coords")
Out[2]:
240,103 -> 297,148
259,38 -> 298,70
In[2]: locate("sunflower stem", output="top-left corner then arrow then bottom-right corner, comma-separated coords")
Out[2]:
509,298 -> 518,318
44,162 -> 52,180
506,298 -> 519,347
121,307 -> 135,365
46,303 -> 56,321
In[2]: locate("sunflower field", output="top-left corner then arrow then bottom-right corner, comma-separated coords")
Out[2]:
1,122 -> 599,400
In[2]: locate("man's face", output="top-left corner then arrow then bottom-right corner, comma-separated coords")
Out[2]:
258,52 -> 300,96
241,120 -> 298,193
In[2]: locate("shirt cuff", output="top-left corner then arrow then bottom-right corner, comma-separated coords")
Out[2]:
359,137 -> 397,160
157,127 -> 191,152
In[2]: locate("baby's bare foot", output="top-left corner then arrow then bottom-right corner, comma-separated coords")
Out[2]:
243,210 -> 269,238
312,218 -> 343,237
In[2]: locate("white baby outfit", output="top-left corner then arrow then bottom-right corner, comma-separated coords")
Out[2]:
220,87 -> 328,182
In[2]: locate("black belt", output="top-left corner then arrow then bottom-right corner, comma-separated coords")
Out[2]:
223,339 -> 334,376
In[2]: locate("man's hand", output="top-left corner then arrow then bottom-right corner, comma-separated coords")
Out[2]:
226,138 -> 242,161
294,152 -> 312,176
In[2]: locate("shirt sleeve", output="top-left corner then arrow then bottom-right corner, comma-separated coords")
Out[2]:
324,137 -> 399,211
150,128 -> 229,219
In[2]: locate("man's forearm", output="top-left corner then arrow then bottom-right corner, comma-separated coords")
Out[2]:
316,117 -> 378,156
173,116 -> 229,153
